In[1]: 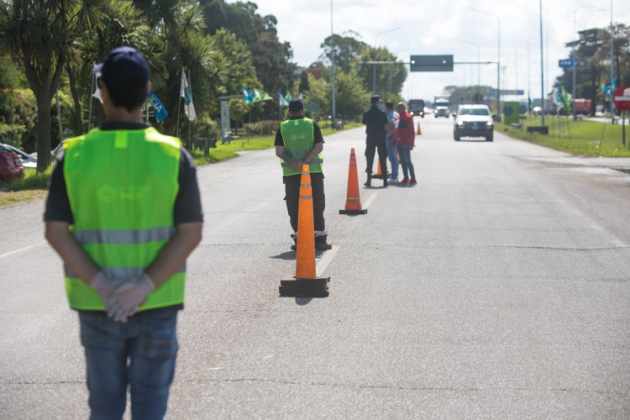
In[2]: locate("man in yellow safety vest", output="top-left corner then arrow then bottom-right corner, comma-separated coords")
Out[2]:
44,46 -> 203,420
275,100 -> 331,251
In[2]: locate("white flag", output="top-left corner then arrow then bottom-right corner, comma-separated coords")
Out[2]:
180,70 -> 196,121
92,64 -> 102,103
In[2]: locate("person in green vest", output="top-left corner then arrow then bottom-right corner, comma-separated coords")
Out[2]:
44,47 -> 203,420
275,100 -> 331,251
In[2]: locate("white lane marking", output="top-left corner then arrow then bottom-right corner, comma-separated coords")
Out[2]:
363,192 -> 379,210
317,245 -> 340,276
200,201 -> 271,245
0,241 -> 46,259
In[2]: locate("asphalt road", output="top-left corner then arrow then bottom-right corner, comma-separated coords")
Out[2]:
1,115 -> 630,419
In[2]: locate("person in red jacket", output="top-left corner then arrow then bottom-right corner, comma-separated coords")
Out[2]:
395,102 -> 417,186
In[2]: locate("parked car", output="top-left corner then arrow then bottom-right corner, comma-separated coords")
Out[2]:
453,104 -> 494,142
0,143 -> 37,169
0,144 -> 25,181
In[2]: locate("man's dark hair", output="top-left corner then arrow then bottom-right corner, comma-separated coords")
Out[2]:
101,78 -> 148,112
385,102 -> 394,110
371,95 -> 381,106
288,100 -> 304,113
99,47 -> 150,112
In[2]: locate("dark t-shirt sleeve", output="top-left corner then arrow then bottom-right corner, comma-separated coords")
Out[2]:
174,148 -> 203,225
43,157 -> 74,224
43,150 -> 203,225
274,129 -> 283,147
313,123 -> 324,144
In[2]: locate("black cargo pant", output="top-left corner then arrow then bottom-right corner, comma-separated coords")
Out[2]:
284,173 -> 325,234
365,136 -> 388,177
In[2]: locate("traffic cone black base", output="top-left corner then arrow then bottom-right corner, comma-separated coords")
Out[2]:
279,277 -> 330,298
339,208 -> 368,215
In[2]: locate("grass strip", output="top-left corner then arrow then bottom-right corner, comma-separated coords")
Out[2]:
496,116 -> 630,157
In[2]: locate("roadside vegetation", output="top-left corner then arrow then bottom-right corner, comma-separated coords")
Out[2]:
0,122 -> 362,207
0,1 -> 402,207
497,116 -> 630,157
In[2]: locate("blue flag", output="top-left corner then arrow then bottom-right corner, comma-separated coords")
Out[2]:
242,88 -> 256,105
148,92 -> 168,123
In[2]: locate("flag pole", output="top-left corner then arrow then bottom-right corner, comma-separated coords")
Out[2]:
187,69 -> 193,150
176,67 -> 183,138
88,63 -> 95,131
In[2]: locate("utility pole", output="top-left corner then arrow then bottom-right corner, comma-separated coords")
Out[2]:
372,64 -> 377,94
610,0 -> 615,123
572,49 -> 577,121
539,0 -> 545,127
330,0 -> 336,125
572,11 -> 578,121
497,18 -> 501,120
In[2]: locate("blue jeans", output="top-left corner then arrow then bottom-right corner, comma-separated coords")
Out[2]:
385,136 -> 399,180
78,308 -> 179,420
397,144 -> 416,180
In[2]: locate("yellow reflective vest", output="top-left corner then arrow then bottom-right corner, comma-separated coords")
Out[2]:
63,127 -> 185,311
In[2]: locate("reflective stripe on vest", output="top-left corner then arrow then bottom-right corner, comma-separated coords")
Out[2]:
280,118 -> 322,177
73,227 -> 176,245
63,127 -> 185,311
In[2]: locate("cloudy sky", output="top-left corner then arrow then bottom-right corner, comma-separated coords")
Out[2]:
248,0 -> 629,101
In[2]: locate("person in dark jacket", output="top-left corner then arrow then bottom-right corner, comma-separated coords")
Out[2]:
395,102 -> 417,186
362,95 -> 389,188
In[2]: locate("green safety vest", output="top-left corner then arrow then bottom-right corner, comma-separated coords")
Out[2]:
280,118 -> 322,177
63,127 -> 185,311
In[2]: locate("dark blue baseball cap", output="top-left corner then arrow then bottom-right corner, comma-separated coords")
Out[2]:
95,47 -> 150,91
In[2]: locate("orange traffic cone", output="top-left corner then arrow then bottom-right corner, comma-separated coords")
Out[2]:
416,121 -> 422,135
279,164 -> 330,298
374,157 -> 384,179
340,148 -> 367,215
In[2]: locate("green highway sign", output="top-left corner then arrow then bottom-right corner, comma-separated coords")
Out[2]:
410,55 -> 454,72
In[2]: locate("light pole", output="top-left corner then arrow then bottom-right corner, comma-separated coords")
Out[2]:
371,27 -> 401,95
330,0 -> 336,125
539,0 -> 545,127
610,0 -> 615,122
470,8 -> 501,119
461,40 -> 481,102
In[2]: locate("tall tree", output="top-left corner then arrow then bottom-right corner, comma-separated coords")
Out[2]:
201,0 -> 297,94
65,0 -> 152,134
357,46 -> 407,98
335,69 -> 370,119
320,31 -> 367,73
0,0 -> 74,171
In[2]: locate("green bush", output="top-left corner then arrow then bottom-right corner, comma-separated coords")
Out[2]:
242,120 -> 280,136
0,123 -> 27,147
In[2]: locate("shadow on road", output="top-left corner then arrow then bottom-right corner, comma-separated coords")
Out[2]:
295,297 -> 313,305
270,251 -> 295,260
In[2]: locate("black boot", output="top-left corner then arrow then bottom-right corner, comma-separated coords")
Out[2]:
364,174 -> 372,188
316,235 -> 332,251
290,233 -> 297,251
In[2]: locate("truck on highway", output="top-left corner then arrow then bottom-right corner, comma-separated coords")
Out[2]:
434,97 -> 450,118
408,99 -> 425,118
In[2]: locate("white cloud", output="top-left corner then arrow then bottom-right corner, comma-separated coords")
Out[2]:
248,0 -> 630,102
